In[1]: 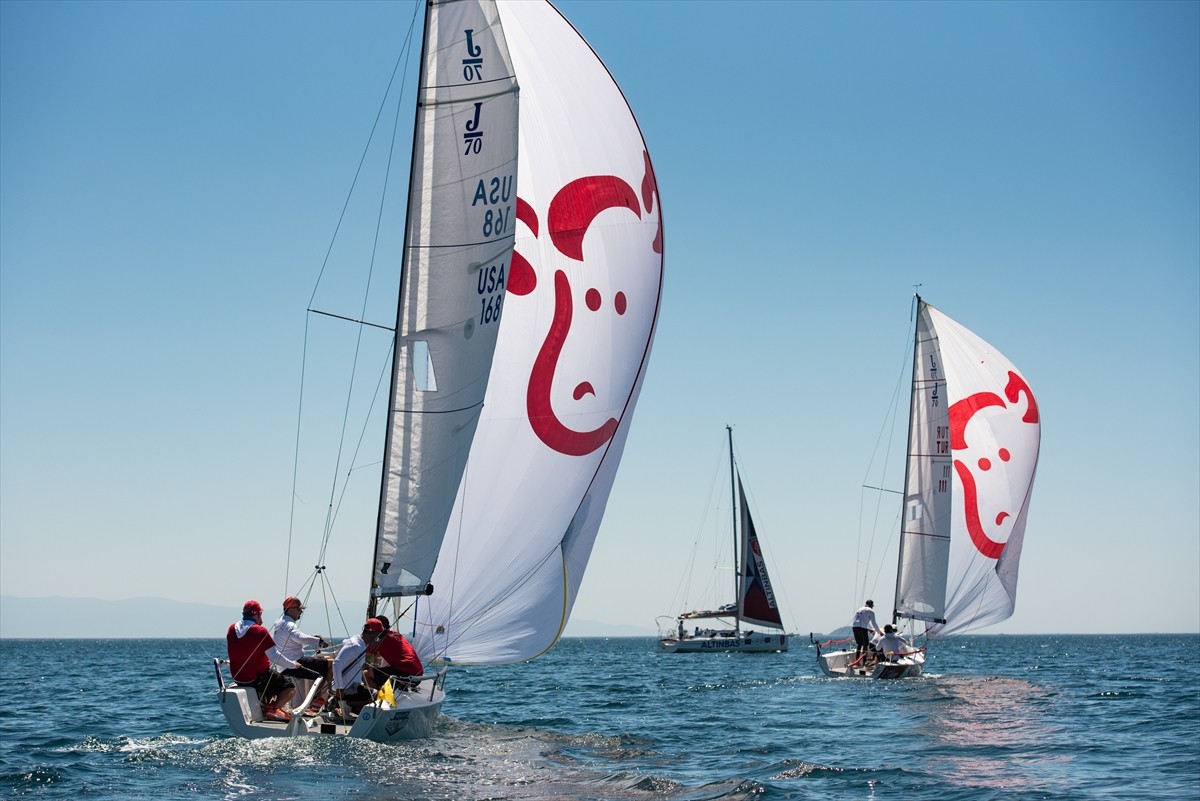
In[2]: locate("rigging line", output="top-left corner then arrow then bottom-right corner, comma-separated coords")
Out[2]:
868,506 -> 903,608
320,4 -> 415,560
318,339 -> 393,562
672,439 -> 723,614
354,20 -> 409,361
288,5 -> 418,593
319,79 -> 408,553
286,314 -> 315,592
305,7 -> 419,309
426,450 -> 470,663
864,356 -> 906,598
856,307 -> 915,607
308,308 -> 394,332
324,580 -> 354,642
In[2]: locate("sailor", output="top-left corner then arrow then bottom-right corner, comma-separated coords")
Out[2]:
851,600 -> 882,659
876,625 -> 909,661
271,596 -> 332,708
368,615 -> 425,689
226,599 -> 296,721
332,617 -> 386,715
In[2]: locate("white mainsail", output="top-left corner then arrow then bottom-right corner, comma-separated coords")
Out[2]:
373,0 -> 520,599
894,299 -> 1041,638
411,0 -> 664,664
893,307 -> 954,624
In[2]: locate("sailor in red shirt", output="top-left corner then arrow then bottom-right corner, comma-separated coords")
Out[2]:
226,599 -> 296,720
369,615 -> 425,688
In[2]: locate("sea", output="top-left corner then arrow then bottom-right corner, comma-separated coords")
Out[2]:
1,634 -> 1197,800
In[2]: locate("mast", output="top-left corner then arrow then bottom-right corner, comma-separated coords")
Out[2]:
368,2 -> 433,620
892,294 -> 922,626
727,424 -> 740,637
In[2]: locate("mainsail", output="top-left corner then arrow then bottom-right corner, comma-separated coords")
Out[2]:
372,0 -> 520,599
410,0 -> 664,664
894,299 -> 1041,638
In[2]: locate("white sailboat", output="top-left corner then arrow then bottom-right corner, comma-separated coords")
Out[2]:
215,0 -> 663,738
816,295 -> 1040,678
658,427 -> 788,654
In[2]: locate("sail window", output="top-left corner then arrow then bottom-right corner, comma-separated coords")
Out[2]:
411,340 -> 438,392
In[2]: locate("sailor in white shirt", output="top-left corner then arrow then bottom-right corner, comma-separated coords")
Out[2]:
851,600 -> 882,658
271,596 -> 332,702
876,625 -> 910,661
332,617 -> 385,714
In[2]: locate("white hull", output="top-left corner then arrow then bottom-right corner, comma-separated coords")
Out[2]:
658,631 -> 787,653
816,648 -> 925,679
216,661 -> 445,741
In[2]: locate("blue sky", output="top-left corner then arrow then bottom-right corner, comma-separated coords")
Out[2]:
2,0 -> 1197,637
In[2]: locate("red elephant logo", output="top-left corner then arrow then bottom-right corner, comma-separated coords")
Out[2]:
507,151 -> 661,457
948,370 -> 1039,558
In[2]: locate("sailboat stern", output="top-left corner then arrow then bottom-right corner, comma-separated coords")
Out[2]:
816,648 -> 925,679
346,678 -> 446,742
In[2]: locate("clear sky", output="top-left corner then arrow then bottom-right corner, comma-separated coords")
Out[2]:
2,0 -> 1197,637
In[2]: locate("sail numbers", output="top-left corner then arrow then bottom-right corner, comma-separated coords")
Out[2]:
472,175 -> 514,239
477,260 -> 506,326
462,29 -> 484,81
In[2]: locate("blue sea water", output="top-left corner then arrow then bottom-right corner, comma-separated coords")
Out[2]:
1,634 -> 1197,800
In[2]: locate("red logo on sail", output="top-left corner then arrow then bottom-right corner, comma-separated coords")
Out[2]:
949,371 -> 1039,559
508,151 -> 661,457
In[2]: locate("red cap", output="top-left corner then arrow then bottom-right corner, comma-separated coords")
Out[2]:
363,618 -> 384,632
242,600 -> 263,615
282,596 -> 304,610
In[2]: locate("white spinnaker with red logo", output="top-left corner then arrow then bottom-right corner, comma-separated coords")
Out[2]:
408,0 -> 663,664
895,300 -> 1040,639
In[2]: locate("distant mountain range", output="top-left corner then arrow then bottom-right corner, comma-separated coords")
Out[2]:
0,595 -> 656,639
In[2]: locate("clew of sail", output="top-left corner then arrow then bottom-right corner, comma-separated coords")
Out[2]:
373,0 -> 520,599
410,0 -> 664,664
895,300 -> 1041,638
